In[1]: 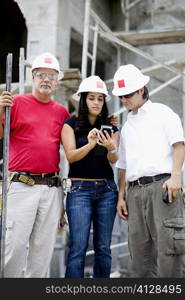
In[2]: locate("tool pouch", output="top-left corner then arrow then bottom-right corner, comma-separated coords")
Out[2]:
62,178 -> 72,194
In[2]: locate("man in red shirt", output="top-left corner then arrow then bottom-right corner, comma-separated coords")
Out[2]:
0,52 -> 70,277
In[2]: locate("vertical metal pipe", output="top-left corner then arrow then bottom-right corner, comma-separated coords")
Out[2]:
125,0 -> 130,32
0,53 -> 13,278
81,0 -> 91,79
182,70 -> 185,187
19,48 -> 25,94
91,23 -> 98,76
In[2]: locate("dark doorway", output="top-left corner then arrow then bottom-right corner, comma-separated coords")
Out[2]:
0,0 -> 27,165
0,0 -> 27,84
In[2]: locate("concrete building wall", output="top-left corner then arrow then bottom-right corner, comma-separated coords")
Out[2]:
15,0 -> 116,76
16,0 -> 58,59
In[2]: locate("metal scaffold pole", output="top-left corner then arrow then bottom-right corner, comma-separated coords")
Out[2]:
91,22 -> 98,76
183,68 -> 185,187
19,48 -> 25,94
81,0 -> 91,79
0,53 -> 13,278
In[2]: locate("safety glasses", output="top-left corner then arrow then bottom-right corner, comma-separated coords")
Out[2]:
119,90 -> 138,99
34,71 -> 58,81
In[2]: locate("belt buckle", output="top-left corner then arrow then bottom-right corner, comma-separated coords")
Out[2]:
18,174 -> 35,186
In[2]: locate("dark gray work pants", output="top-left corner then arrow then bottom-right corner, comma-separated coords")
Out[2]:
127,177 -> 185,277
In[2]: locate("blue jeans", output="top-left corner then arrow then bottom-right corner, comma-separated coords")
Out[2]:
65,179 -> 117,278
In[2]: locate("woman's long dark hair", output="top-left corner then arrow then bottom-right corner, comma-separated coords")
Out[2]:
74,92 -> 110,134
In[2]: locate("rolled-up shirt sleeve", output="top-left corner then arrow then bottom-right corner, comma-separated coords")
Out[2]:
161,106 -> 185,146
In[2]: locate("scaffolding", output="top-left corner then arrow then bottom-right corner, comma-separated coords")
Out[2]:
81,0 -> 185,93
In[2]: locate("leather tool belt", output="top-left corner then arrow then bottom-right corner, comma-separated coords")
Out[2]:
129,173 -> 171,187
11,172 -> 61,187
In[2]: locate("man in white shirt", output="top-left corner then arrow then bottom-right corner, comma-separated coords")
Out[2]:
113,64 -> 185,277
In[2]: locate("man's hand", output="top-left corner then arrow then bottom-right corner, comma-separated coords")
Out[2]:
162,174 -> 182,203
58,209 -> 68,233
108,114 -> 119,127
0,91 -> 13,114
117,198 -> 128,221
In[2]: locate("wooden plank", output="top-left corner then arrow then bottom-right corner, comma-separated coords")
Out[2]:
114,28 -> 185,46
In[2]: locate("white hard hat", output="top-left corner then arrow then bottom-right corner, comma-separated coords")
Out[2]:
73,75 -> 111,101
112,64 -> 150,96
31,52 -> 64,80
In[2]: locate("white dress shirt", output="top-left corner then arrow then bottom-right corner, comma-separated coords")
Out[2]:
116,100 -> 185,181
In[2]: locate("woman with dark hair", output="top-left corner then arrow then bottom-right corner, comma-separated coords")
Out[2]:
62,75 -> 119,278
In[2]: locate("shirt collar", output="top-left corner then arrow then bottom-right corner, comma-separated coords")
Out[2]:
139,99 -> 152,113
128,99 -> 152,118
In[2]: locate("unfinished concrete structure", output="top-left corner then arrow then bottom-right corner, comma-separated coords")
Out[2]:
0,0 -> 185,277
